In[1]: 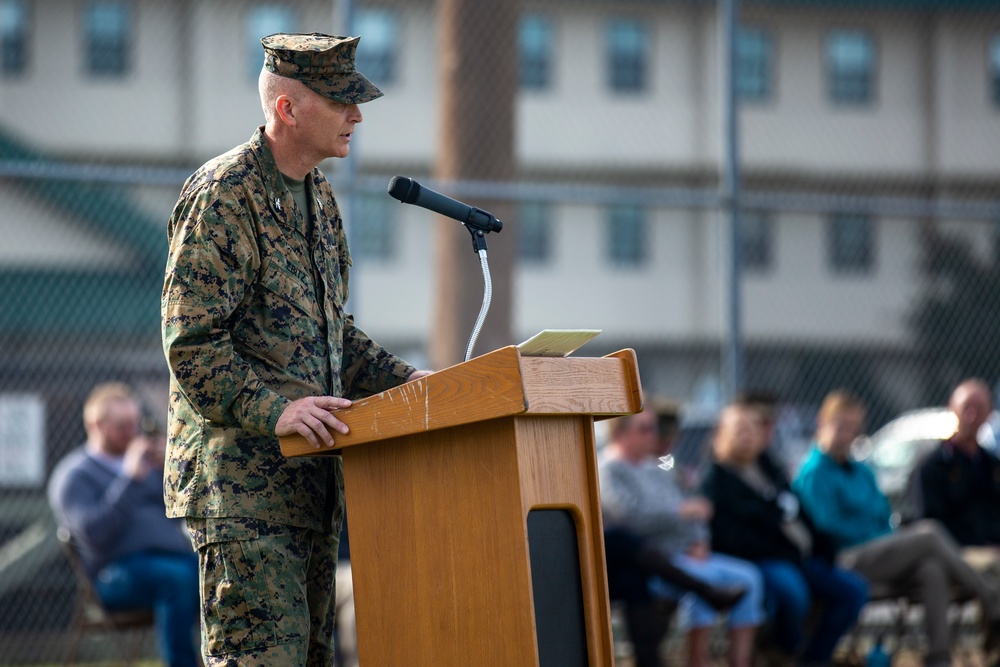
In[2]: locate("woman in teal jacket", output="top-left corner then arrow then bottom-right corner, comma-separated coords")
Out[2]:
793,390 -> 1000,667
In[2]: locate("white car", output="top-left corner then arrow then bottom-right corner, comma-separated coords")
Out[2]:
854,407 -> 999,523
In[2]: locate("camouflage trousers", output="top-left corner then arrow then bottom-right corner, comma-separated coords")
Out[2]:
187,517 -> 341,667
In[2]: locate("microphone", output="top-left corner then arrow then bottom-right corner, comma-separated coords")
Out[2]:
387,176 -> 503,234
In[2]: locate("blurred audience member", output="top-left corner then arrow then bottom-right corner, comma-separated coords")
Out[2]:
600,407 -> 764,667
48,382 -> 200,667
918,379 -> 1000,574
649,395 -> 699,490
603,525 -> 748,667
738,389 -> 799,477
650,396 -> 680,458
795,389 -> 1000,667
703,402 -> 868,667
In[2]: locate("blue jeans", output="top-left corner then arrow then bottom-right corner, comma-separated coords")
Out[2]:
758,557 -> 868,662
95,550 -> 200,667
671,552 -> 766,631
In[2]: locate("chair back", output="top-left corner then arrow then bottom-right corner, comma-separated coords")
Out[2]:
56,526 -> 156,666
56,526 -> 155,629
57,527 -> 110,624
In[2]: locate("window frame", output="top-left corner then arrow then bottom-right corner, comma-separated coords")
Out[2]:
827,212 -> 875,274
606,18 -> 649,94
988,34 -> 1000,109
354,8 -> 400,87
246,5 -> 296,81
352,193 -> 397,263
607,204 -> 648,267
736,26 -> 774,103
517,201 -> 553,264
825,28 -> 877,106
0,0 -> 29,77
740,209 -> 774,273
519,13 -> 553,91
83,0 -> 132,78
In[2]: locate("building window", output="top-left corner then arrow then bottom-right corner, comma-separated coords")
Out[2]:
828,213 -> 874,273
520,14 -> 552,90
606,19 -> 647,93
826,29 -> 875,105
0,0 -> 27,76
247,5 -> 295,79
518,202 -> 552,264
353,194 -> 396,262
355,9 -> 398,86
741,210 -> 773,272
84,1 -> 130,77
737,27 -> 773,102
607,205 -> 647,267
989,35 -> 1000,107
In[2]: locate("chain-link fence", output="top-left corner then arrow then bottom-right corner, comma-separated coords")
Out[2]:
2,0 -> 1000,663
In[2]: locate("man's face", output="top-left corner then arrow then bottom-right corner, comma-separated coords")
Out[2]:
298,92 -> 364,160
96,399 -> 140,456
619,410 -> 659,459
951,383 -> 992,440
816,407 -> 864,460
714,406 -> 761,464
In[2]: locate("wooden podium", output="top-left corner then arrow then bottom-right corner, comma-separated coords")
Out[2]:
280,345 -> 642,666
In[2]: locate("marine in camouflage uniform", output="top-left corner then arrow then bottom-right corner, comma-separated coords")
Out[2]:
161,33 -> 417,666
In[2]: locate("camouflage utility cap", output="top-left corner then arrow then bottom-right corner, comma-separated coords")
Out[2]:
261,33 -> 383,104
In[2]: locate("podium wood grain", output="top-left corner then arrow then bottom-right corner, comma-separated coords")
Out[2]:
280,346 -> 641,457
278,346 -> 643,666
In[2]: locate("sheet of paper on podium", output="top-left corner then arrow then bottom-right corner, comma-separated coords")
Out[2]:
516,329 -> 602,357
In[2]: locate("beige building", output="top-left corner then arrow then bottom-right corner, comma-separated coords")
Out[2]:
1,0 -> 999,404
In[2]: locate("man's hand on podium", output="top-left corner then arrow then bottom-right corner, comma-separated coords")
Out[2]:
275,396 -> 352,449
276,373 -> 430,449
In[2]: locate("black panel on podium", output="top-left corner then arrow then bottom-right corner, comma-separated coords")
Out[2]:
528,509 -> 588,667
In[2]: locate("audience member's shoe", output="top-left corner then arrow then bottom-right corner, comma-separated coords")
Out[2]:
924,653 -> 950,667
700,585 -> 748,612
983,615 -> 1000,653
652,596 -> 678,621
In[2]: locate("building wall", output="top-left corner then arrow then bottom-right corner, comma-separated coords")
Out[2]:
1,0 -> 997,352
350,202 -> 925,348
4,1 -> 998,174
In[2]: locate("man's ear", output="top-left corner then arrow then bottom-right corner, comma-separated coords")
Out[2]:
275,95 -> 297,126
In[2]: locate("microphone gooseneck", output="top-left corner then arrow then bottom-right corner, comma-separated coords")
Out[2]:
387,176 -> 500,361
465,249 -> 492,362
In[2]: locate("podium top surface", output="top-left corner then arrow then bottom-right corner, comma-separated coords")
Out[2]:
280,346 -> 642,458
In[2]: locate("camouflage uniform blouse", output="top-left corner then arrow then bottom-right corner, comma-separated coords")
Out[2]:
161,127 -> 415,531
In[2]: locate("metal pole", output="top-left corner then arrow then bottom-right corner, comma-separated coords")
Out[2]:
721,0 -> 743,400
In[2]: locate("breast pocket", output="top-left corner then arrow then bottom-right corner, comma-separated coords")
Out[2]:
259,253 -> 316,318
232,253 -> 320,369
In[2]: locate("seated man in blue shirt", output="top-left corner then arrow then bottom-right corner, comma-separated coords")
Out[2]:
49,382 -> 200,667
794,389 -> 1000,667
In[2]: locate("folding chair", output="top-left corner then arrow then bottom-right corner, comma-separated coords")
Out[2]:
844,578 -> 978,663
57,526 -> 155,666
